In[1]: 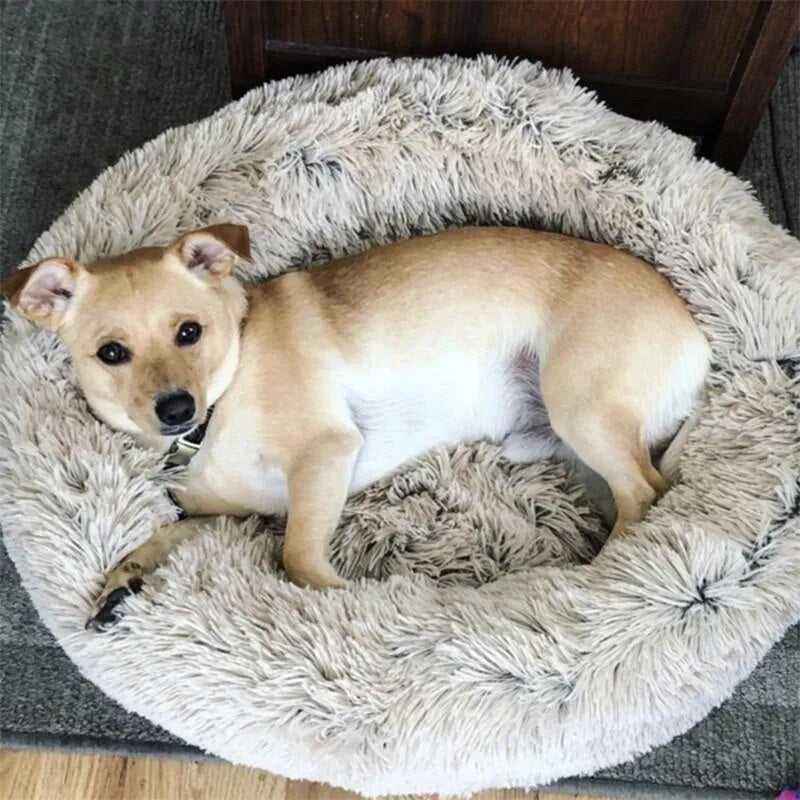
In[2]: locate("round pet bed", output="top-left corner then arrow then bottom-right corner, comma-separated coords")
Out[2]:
0,57 -> 798,796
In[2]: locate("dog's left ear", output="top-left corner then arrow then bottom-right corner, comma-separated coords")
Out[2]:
172,224 -> 251,282
1,258 -> 84,330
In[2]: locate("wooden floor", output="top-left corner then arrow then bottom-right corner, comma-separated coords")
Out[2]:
0,751 -> 611,800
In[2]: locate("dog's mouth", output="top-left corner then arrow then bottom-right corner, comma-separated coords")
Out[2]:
160,421 -> 197,438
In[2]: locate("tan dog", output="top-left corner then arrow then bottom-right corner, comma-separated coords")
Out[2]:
2,225 -> 709,627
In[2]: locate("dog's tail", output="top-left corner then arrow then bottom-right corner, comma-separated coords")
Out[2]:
658,390 -> 707,485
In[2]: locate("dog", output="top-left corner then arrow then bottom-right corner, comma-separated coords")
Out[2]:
2,225 -> 710,627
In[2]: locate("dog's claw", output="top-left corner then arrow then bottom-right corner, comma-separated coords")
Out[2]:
85,577 -> 143,631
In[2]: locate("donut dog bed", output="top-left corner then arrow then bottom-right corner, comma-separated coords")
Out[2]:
1,57 -> 798,796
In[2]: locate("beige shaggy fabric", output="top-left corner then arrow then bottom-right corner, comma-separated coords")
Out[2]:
0,57 -> 798,796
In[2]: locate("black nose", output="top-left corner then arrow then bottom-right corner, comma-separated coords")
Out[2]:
155,390 -> 196,428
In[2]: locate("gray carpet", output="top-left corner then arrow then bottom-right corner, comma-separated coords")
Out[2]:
1,2 -> 798,796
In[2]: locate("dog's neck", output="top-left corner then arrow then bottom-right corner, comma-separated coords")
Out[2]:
206,327 -> 242,410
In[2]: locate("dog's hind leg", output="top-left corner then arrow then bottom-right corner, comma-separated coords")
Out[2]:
547,404 -> 664,542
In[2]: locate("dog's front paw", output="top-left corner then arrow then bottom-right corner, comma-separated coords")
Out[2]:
86,559 -> 147,631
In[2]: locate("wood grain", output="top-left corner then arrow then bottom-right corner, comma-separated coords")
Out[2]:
258,0 -> 757,81
0,750 -> 613,800
222,0 -> 268,99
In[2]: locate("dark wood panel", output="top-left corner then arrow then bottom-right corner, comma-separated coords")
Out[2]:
706,0 -> 800,168
670,0 -> 759,83
222,0 -> 267,99
477,0 -> 757,83
262,0 -> 757,82
257,42 -> 386,83
263,1 -> 484,59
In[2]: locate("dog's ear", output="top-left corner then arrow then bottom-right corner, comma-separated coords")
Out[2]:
1,258 -> 84,330
172,224 -> 251,282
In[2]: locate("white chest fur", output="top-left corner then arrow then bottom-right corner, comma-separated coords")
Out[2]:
178,414 -> 289,517
176,345 -> 542,517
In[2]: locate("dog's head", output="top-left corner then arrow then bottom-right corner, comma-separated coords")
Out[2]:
2,225 -> 250,446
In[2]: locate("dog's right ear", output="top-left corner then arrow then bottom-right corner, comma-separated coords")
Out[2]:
0,258 -> 84,330
171,224 -> 251,284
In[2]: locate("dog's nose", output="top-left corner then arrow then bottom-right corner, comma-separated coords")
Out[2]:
154,390 -> 196,429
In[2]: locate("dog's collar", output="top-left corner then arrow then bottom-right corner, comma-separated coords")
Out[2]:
165,405 -> 215,467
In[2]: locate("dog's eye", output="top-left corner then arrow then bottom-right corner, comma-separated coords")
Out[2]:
96,341 -> 131,365
176,321 -> 202,346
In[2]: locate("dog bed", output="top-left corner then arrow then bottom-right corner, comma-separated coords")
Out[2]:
0,56 -> 798,796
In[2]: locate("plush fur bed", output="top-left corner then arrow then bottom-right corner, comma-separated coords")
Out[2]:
0,56 -> 798,796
